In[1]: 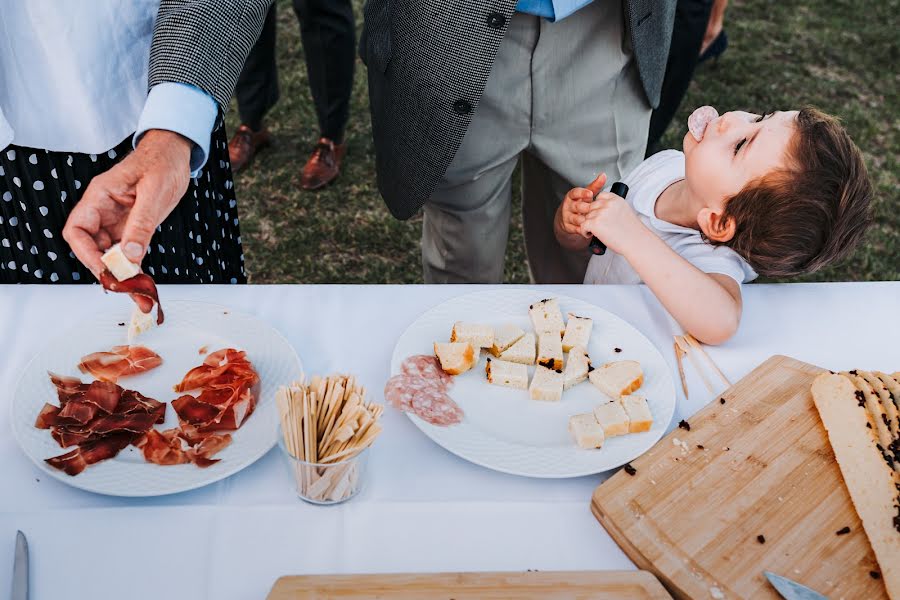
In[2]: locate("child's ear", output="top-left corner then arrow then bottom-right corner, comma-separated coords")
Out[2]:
698,207 -> 737,242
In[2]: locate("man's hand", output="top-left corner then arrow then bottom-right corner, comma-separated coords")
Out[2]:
578,188 -> 646,255
557,172 -> 607,236
63,129 -> 192,279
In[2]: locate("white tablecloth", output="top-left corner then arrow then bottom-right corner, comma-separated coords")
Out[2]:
1,282 -> 898,599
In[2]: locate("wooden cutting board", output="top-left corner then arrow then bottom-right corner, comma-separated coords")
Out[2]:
267,570 -> 671,599
592,355 -> 888,599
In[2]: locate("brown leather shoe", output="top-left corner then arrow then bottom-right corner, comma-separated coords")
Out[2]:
228,124 -> 271,173
300,137 -> 346,190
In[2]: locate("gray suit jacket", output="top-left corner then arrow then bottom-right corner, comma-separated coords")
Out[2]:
360,0 -> 676,220
148,0 -> 273,114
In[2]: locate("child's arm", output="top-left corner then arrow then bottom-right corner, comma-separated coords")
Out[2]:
553,173 -> 607,251
580,192 -> 743,345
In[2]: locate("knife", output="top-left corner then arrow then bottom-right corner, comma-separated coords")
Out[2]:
588,181 -> 629,255
764,571 -> 828,600
10,530 -> 28,600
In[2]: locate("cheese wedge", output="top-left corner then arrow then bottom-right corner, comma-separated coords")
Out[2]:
537,331 -> 564,371
490,324 -> 525,357
620,394 -> 653,433
589,360 -> 643,399
529,298 -> 565,336
485,357 -> 528,390
569,413 -> 605,449
433,341 -> 476,375
529,365 -> 564,402
500,332 -> 536,365
450,322 -> 494,348
812,373 -> 900,600
561,313 -> 593,352
563,345 -> 591,391
127,305 -> 156,343
100,243 -> 140,281
593,401 -> 630,437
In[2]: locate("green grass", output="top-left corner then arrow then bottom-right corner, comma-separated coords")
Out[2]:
227,0 -> 899,283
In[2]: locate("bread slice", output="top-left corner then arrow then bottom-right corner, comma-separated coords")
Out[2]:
589,360 -> 643,399
563,345 -> 591,391
100,243 -> 140,281
529,365 -> 564,402
529,298 -> 565,336
127,305 -> 156,343
485,357 -> 528,390
561,314 -> 593,352
500,332 -> 536,365
433,341 -> 476,375
537,331 -> 564,371
812,373 -> 900,599
844,371 -> 894,450
569,413 -> 605,449
620,394 -> 653,433
593,401 -> 630,437
450,322 -> 494,348
489,324 -> 525,357
875,372 -> 900,439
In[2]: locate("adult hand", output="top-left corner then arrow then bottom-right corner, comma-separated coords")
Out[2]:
700,0 -> 728,56
62,129 -> 192,278
557,172 -> 607,236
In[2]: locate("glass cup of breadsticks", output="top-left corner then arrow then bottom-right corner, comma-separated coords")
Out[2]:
276,374 -> 383,505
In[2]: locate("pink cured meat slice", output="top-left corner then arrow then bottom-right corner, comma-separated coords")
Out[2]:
400,355 -> 452,389
687,105 -> 719,141
384,374 -> 464,426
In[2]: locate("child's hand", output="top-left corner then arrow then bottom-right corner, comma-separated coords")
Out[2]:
578,189 -> 646,255
557,173 -> 607,236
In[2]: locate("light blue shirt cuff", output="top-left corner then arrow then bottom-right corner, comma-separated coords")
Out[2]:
133,82 -> 218,178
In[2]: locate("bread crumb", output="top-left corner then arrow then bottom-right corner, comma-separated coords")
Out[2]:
672,437 -> 690,455
710,586 -> 725,599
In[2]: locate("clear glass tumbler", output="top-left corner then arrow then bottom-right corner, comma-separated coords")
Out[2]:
277,427 -> 370,505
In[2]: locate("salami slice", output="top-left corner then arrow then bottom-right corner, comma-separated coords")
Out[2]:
401,355 -> 452,389
384,374 -> 464,426
687,105 -> 719,142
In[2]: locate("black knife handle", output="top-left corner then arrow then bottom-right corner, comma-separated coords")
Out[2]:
589,181 -> 629,255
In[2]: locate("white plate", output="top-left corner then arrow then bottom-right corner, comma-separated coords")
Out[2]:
390,289 -> 675,478
11,300 -> 302,497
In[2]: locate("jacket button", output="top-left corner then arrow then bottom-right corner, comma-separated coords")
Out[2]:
486,12 -> 506,29
453,99 -> 472,115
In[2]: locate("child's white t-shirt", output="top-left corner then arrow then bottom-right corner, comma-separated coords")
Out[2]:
583,150 -> 758,286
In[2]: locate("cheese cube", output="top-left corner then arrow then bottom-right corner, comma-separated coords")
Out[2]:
593,401 -> 630,437
499,332 -> 536,365
485,358 -> 528,389
537,331 -> 564,371
529,365 -> 564,402
100,243 -> 140,281
127,305 -> 156,343
529,298 -> 565,336
433,341 -> 476,375
561,313 -> 593,352
489,324 -> 525,357
620,394 -> 653,433
450,322 -> 494,348
563,345 -> 592,390
569,413 -> 605,449
589,360 -> 643,399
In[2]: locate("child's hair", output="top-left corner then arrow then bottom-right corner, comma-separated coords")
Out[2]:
713,107 -> 873,278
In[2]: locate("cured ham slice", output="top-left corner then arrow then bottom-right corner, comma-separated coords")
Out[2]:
78,345 -> 162,382
171,349 -> 260,435
99,270 -> 165,325
136,429 -> 232,468
45,432 -> 138,476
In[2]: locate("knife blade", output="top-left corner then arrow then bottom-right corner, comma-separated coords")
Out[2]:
11,530 -> 28,600
764,571 -> 828,600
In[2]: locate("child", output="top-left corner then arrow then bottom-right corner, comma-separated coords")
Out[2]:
554,106 -> 873,344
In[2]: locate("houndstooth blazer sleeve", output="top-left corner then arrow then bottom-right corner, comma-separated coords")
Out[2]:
148,0 -> 273,112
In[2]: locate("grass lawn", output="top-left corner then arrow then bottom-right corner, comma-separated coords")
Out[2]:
226,0 -> 898,284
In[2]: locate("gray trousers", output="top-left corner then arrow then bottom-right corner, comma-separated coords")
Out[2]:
422,1 -> 651,284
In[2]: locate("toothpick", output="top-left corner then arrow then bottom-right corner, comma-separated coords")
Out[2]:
675,335 -> 715,394
683,333 -> 731,387
674,340 -> 689,400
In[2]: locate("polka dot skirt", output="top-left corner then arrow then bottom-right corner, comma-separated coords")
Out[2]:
0,126 -> 246,284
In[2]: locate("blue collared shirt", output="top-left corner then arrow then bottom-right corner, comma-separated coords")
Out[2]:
516,0 -> 594,22
134,82 -> 218,177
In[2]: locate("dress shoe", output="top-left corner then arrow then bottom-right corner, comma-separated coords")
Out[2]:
228,124 -> 271,173
300,137 -> 346,190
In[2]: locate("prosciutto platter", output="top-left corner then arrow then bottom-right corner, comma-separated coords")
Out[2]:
11,300 -> 302,496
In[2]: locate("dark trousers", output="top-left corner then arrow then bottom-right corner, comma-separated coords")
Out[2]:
235,0 -> 355,142
646,0 -> 714,156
